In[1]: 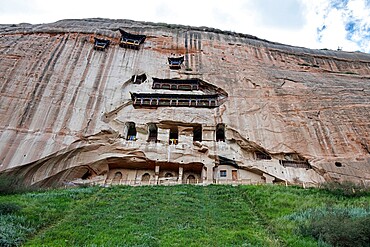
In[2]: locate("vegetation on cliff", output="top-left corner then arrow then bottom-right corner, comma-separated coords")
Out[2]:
0,184 -> 369,247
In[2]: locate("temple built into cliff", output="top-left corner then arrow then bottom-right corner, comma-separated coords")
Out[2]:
93,37 -> 110,51
0,19 -> 369,188
119,29 -> 146,49
168,55 -> 185,70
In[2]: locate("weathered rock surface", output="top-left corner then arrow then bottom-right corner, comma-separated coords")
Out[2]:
0,18 -> 369,187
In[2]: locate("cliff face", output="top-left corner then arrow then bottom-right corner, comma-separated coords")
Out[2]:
0,18 -> 369,187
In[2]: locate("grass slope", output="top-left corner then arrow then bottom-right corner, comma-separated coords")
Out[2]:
1,185 -> 369,247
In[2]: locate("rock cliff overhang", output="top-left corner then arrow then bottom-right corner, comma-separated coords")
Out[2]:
0,18 -> 369,187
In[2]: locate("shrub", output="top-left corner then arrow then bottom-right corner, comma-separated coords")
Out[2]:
0,174 -> 36,195
0,202 -> 28,246
298,213 -> 370,247
0,214 -> 34,247
287,207 -> 370,247
0,174 -> 20,195
0,203 -> 21,215
320,181 -> 370,197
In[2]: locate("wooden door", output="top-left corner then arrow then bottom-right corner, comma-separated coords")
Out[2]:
232,170 -> 238,181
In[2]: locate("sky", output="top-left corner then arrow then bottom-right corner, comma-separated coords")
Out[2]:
0,0 -> 369,53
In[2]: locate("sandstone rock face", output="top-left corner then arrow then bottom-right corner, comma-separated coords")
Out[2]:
0,18 -> 369,187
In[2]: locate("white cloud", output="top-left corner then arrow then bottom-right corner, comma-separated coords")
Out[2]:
318,9 -> 359,50
313,0 -> 370,52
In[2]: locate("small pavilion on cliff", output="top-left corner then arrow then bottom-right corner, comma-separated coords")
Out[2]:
119,29 -> 146,49
168,55 -> 184,70
93,38 -> 110,51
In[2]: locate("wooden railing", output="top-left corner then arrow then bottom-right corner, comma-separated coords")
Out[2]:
103,178 -> 260,186
214,179 -> 254,185
132,93 -> 219,108
104,178 -> 205,186
279,160 -> 311,169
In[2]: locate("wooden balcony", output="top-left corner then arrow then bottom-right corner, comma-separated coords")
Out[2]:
152,78 -> 199,91
119,29 -> 146,49
131,93 -> 220,108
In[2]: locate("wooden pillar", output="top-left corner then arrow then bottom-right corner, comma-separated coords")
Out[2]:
178,166 -> 183,184
155,165 -> 160,185
204,163 -> 215,184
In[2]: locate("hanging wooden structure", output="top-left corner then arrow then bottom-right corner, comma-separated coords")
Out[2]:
152,78 -> 200,91
168,56 -> 184,70
131,93 -> 219,108
93,38 -> 111,51
119,29 -> 146,49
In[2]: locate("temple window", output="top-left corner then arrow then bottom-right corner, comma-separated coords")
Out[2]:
220,170 -> 227,177
193,125 -> 202,142
126,122 -> 137,141
147,123 -> 158,142
216,123 -> 225,142
131,73 -> 147,84
161,84 -> 170,89
178,99 -> 189,106
169,127 -> 178,145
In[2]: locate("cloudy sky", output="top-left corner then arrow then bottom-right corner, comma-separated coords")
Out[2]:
0,0 -> 369,53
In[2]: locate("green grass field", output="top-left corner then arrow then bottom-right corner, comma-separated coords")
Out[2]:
0,184 -> 369,247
